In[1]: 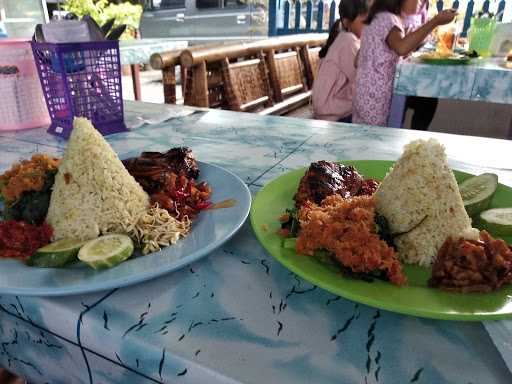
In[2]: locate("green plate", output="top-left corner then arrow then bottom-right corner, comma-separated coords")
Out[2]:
419,56 -> 471,65
250,160 -> 512,321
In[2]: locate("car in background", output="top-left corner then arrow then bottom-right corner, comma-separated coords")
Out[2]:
139,0 -> 267,44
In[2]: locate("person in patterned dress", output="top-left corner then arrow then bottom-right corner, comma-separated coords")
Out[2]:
352,0 -> 456,126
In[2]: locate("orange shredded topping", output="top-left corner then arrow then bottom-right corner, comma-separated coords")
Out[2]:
0,154 -> 60,203
296,195 -> 407,286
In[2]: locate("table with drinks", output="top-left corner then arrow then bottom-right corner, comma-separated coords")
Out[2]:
396,14 -> 511,103
394,56 -> 512,103
390,13 -> 512,133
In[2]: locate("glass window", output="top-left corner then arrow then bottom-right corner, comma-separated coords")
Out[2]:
0,0 -> 45,38
224,0 -> 248,8
148,0 -> 186,10
196,0 -> 247,9
196,0 -> 220,9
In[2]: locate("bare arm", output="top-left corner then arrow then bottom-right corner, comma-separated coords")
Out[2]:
386,9 -> 457,56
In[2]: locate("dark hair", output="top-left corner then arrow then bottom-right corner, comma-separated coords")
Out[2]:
318,0 -> 369,58
319,20 -> 342,58
366,0 -> 407,24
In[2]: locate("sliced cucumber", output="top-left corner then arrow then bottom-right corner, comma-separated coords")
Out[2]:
283,237 -> 297,250
459,173 -> 498,217
479,208 -> 512,237
78,234 -> 134,270
27,238 -> 87,268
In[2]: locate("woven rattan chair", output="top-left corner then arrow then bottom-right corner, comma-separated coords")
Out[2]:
266,47 -> 307,103
177,34 -> 327,112
301,45 -> 321,88
261,47 -> 311,115
221,53 -> 273,112
182,61 -> 231,109
151,49 -> 186,104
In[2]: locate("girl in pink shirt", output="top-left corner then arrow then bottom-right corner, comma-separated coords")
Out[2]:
312,0 -> 369,123
353,0 -> 456,126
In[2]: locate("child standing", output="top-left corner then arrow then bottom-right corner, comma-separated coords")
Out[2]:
353,0 -> 456,126
312,0 -> 369,123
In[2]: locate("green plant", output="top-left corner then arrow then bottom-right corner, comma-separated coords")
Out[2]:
63,0 -> 142,39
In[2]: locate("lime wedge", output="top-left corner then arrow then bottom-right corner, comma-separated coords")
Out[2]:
78,234 -> 134,270
27,238 -> 87,268
459,173 -> 498,217
479,208 -> 512,237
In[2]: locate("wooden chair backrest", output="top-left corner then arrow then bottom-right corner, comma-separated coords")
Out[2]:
152,34 -> 327,107
301,45 -> 321,88
183,61 -> 228,109
266,48 -> 307,103
221,53 -> 273,112
176,34 -> 326,109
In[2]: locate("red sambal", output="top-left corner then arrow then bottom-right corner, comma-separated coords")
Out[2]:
0,220 -> 53,260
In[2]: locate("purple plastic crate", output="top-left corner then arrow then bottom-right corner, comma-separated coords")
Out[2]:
31,40 -> 126,139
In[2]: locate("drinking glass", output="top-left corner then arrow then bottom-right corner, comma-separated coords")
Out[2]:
469,17 -> 497,57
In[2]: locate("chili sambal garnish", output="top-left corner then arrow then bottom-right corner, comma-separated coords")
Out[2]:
429,231 -> 512,293
123,147 -> 212,220
0,220 -> 53,261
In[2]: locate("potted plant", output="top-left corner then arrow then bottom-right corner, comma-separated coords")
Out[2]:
62,0 -> 143,40
63,1 -> 143,74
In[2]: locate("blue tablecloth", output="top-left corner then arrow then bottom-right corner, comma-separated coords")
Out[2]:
390,57 -> 512,132
395,57 -> 512,104
1,101 -> 512,383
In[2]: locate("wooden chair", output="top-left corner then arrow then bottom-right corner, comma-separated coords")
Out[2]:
221,53 -> 273,112
150,50 -> 183,104
177,34 -> 328,113
263,47 -> 311,115
183,61 -> 228,109
180,43 -> 266,109
301,45 -> 321,88
150,44 -> 225,105
267,48 -> 307,101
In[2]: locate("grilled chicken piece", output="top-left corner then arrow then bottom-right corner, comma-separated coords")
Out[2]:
162,147 -> 199,180
294,161 -> 363,207
123,147 -> 199,181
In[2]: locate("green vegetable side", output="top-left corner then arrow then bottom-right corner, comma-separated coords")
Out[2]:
2,170 -> 56,225
279,206 -> 395,283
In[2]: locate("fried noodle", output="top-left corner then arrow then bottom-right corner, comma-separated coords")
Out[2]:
126,205 -> 191,255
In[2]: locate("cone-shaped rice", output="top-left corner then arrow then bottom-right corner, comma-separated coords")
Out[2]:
46,118 -> 149,240
375,139 -> 478,266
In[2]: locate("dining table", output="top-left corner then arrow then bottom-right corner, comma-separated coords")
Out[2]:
1,100 -> 512,383
390,56 -> 512,138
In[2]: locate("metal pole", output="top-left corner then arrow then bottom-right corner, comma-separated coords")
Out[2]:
41,0 -> 50,23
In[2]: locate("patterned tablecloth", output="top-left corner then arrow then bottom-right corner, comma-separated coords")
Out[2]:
1,101 -> 512,383
119,39 -> 188,66
395,57 -> 512,104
